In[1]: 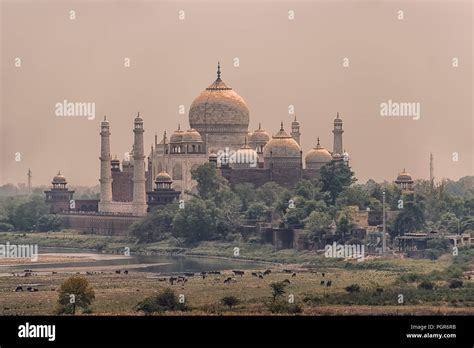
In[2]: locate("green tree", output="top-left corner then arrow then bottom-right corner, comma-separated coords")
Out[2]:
319,160 -> 356,205
234,183 -> 256,212
57,276 -> 95,314
393,195 -> 425,236
245,202 -> 268,220
172,199 -> 217,244
130,204 -> 178,243
38,214 -> 63,232
269,281 -> 287,302
221,295 -> 240,310
9,195 -> 49,231
304,211 -> 332,243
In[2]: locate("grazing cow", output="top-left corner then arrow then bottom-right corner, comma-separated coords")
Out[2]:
184,272 -> 194,277
52,271 -> 57,275
14,286 -> 23,292
115,270 -> 121,274
283,269 -> 292,273
33,288 -> 38,292
326,280 -> 332,287
169,277 -> 177,285
258,274 -> 264,279
292,272 -> 297,277
202,274 -> 207,279
51,288 -> 56,291
157,277 -> 167,282
26,287 -> 33,292
320,280 -> 325,286
263,270 -> 272,275
224,277 -> 232,284
232,270 -> 244,277
123,270 -> 129,275
251,272 -> 258,277
322,272 -> 325,277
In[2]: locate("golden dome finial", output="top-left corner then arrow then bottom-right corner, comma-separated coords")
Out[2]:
280,121 -> 284,131
217,61 -> 221,79
317,137 -> 320,146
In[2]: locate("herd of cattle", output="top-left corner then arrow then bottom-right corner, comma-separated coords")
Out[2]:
12,267 -> 335,292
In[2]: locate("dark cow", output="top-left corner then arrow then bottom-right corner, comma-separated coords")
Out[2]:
251,272 -> 258,277
263,270 -> 272,275
258,274 -> 264,279
322,272 -> 325,277
320,280 -> 325,286
169,277 -> 178,285
232,270 -> 244,277
283,269 -> 292,273
292,272 -> 297,277
14,286 -> 23,292
115,270 -> 121,274
224,277 -> 233,284
184,272 -> 195,277
123,270 -> 129,275
326,280 -> 332,287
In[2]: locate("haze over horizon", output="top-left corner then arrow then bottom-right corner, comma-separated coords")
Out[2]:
1,0 -> 472,187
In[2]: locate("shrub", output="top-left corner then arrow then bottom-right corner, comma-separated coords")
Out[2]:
221,296 -> 240,310
0,222 -> 14,231
266,300 -> 302,314
136,288 -> 187,314
448,279 -> 464,289
418,281 -> 435,290
345,284 -> 361,293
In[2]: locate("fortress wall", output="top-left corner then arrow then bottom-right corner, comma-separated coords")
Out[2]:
59,213 -> 140,236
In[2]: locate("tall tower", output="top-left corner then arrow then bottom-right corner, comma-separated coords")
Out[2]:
132,112 -> 147,216
27,168 -> 32,194
332,112 -> 344,156
291,116 -> 301,145
98,116 -> 113,212
430,153 -> 434,186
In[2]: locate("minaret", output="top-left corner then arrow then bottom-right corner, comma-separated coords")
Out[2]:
27,168 -> 32,194
99,116 -> 113,211
132,112 -> 147,216
332,112 -> 344,155
291,116 -> 301,145
430,153 -> 434,186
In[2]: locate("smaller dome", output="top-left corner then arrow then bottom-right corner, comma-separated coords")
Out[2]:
52,171 -> 67,183
396,169 -> 413,182
305,138 -> 332,164
182,128 -> 202,142
170,125 -> 185,143
233,140 -> 258,167
249,123 -> 270,143
111,154 -> 120,164
263,122 -> 301,158
156,171 -> 172,183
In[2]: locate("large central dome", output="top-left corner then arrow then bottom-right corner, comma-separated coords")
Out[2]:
189,63 -> 250,153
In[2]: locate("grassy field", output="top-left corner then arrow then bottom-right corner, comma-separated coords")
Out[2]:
0,231 -> 473,315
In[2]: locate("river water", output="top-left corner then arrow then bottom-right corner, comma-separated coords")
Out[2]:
1,247 -> 266,275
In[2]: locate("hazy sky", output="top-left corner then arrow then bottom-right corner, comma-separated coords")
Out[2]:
1,0 -> 472,186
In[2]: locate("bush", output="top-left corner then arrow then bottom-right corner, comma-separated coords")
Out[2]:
38,214 -> 62,232
345,284 -> 361,293
448,279 -> 464,289
0,222 -> 14,231
418,281 -> 435,290
266,300 -> 303,314
136,288 -> 187,314
221,296 -> 240,310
